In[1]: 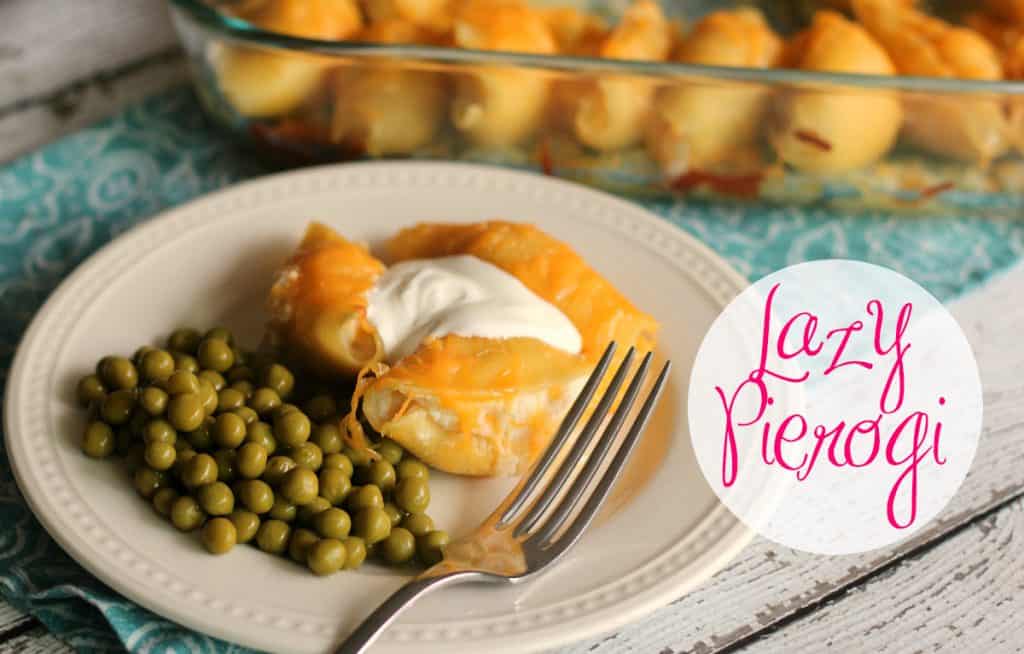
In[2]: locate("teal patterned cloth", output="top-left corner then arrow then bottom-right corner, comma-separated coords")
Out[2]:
1,86 -> 1022,653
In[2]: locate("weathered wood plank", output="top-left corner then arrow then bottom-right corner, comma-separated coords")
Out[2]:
735,497 -> 1024,653
556,262 -> 1024,653
0,54 -> 188,162
0,603 -> 26,633
0,0 -> 177,108
0,624 -> 71,654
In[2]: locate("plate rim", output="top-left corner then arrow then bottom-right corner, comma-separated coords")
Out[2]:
4,161 -> 753,653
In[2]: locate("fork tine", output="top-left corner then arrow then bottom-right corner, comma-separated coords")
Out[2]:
539,360 -> 670,552
530,352 -> 653,546
498,341 -> 617,527
514,347 -> 637,538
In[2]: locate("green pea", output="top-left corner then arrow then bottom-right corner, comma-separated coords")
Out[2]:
152,487 -> 179,517
262,363 -> 295,399
396,459 -> 429,482
140,350 -> 176,383
360,460 -> 396,493
165,370 -> 200,395
167,393 -> 204,432
204,326 -> 234,345
100,390 -> 136,425
143,419 -> 177,445
303,395 -> 337,423
263,456 -> 296,486
144,441 -> 177,471
197,481 -> 235,516
395,478 -> 430,514
81,421 -> 115,458
172,353 -> 200,374
307,538 -> 346,575
237,442 -> 268,479
382,502 -> 403,527
274,411 -> 311,449
213,448 -> 237,482
198,370 -> 226,391
318,468 -> 351,506
227,366 -> 254,383
401,513 -> 434,538
139,386 -> 169,416
198,338 -> 234,373
310,423 -> 344,454
249,387 -> 281,415
417,530 -> 449,566
289,442 -> 323,471
268,496 -> 297,522
232,406 -> 258,427
280,468 -> 319,505
376,439 -> 404,466
216,388 -> 245,413
213,412 -> 247,449
171,496 -> 207,531
198,380 -> 218,414
353,507 -> 391,544
236,479 -> 274,514
288,528 -> 320,564
342,537 -> 367,569
134,345 -> 156,365
133,467 -> 168,499
312,507 -> 351,539
346,485 -> 384,512
381,527 -> 416,564
343,446 -> 373,468
256,519 -> 291,555
322,453 -> 354,477
186,421 -> 214,450
274,403 -> 301,419
76,374 -> 107,407
167,328 -> 202,354
231,382 -> 255,402
201,517 -> 237,554
228,510 -> 260,544
297,497 -> 331,525
182,453 -> 218,489
99,356 -> 138,390
245,421 -> 276,454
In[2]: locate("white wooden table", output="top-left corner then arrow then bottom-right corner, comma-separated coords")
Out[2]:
2,1 -> 1023,652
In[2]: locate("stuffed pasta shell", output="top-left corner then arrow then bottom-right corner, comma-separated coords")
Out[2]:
570,0 -> 674,152
770,11 -> 903,174
449,0 -> 558,147
268,223 -> 386,377
215,0 -> 362,118
852,0 -> 1010,163
646,9 -> 782,176
331,21 -> 448,155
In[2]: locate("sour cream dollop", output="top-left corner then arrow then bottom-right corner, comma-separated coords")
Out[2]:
366,255 -> 582,363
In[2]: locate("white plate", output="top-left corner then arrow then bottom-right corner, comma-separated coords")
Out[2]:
5,162 -> 752,654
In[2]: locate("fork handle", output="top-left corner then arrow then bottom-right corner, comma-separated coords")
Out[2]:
334,571 -> 483,654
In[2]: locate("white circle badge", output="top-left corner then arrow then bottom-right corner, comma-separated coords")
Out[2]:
688,260 -> 982,555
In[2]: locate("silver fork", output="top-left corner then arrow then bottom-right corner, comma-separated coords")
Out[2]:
336,342 -> 671,654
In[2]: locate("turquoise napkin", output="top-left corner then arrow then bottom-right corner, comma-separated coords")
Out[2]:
1,86 -> 1022,654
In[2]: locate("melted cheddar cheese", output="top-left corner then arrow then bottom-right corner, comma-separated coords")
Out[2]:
268,222 -> 386,376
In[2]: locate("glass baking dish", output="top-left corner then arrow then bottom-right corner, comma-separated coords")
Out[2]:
168,0 -> 1024,217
